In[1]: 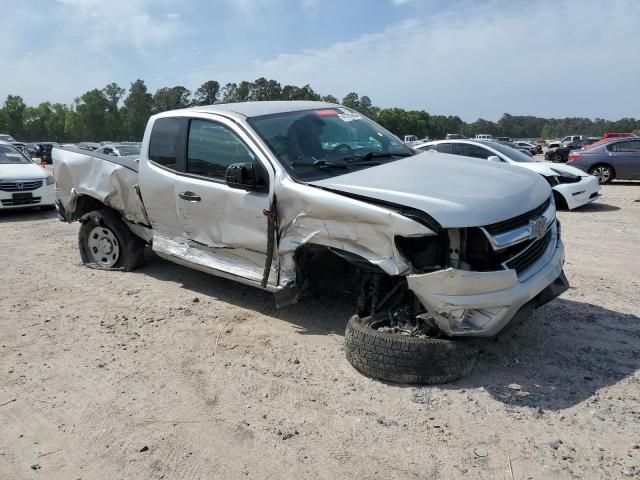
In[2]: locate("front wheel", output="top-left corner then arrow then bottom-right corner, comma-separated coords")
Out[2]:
344,315 -> 478,384
78,209 -> 145,271
589,165 -> 614,184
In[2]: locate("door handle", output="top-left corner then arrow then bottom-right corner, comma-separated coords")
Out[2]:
178,191 -> 201,202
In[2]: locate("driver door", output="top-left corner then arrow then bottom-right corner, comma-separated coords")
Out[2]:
173,117 -> 274,286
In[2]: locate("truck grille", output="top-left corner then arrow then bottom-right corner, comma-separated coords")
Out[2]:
465,198 -> 556,275
483,198 -> 551,235
505,229 -> 553,273
0,180 -> 43,192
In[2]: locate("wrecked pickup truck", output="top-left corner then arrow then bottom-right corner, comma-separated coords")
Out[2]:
53,101 -> 569,384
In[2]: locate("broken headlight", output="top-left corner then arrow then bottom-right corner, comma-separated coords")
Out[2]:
395,235 -> 446,272
549,168 -> 581,184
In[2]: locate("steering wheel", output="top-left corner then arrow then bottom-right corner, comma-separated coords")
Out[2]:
331,143 -> 353,154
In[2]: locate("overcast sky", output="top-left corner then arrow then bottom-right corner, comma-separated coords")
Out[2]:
1,0 -> 638,121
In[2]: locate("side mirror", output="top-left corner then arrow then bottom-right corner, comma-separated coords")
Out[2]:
487,155 -> 502,163
225,162 -> 258,190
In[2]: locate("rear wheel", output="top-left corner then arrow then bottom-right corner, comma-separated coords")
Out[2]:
78,209 -> 145,271
589,164 -> 614,184
551,153 -> 563,163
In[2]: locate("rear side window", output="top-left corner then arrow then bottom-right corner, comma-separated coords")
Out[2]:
187,119 -> 256,180
454,143 -> 491,159
607,140 -> 640,152
436,144 -> 454,154
149,117 -> 182,169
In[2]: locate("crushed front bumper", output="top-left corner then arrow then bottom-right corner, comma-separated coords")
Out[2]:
407,229 -> 567,337
554,175 -> 600,210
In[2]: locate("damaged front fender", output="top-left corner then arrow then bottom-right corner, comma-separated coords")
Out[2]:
274,177 -> 437,287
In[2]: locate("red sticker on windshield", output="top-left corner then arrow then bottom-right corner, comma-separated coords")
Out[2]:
315,109 -> 338,116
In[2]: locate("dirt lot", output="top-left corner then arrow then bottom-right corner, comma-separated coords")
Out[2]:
1,182 -> 639,480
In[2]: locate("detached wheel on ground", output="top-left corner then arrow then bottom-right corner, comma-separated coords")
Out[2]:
344,315 -> 478,385
78,209 -> 145,271
589,164 -> 614,184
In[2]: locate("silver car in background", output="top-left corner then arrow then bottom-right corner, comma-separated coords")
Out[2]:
567,137 -> 640,183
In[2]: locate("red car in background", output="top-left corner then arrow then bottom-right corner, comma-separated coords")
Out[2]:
602,132 -> 637,139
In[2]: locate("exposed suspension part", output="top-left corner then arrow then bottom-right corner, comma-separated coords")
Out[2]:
356,272 -> 442,338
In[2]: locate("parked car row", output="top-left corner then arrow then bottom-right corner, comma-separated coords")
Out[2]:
0,138 -> 143,164
545,133 -> 637,149
545,138 -> 600,162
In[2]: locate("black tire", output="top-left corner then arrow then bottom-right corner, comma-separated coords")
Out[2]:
78,209 -> 145,271
344,315 -> 478,384
551,153 -> 563,163
588,164 -> 615,184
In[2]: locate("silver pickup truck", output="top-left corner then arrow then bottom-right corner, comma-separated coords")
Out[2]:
53,101 -> 568,384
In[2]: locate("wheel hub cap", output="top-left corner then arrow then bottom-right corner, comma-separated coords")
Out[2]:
87,226 -> 120,267
98,238 -> 113,255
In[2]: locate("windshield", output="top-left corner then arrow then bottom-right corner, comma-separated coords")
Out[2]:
0,144 -> 32,164
487,141 -> 535,162
116,145 -> 141,156
248,107 -> 414,180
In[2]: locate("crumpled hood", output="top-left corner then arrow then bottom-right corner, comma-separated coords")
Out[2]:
310,152 -> 551,228
517,161 -> 588,177
0,162 -> 49,181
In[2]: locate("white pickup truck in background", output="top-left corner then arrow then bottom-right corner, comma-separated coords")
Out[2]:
53,101 -> 568,384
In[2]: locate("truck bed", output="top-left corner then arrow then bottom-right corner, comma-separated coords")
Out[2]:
52,147 -> 149,226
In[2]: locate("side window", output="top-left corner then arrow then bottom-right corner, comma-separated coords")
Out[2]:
436,143 -> 454,154
607,141 -> 630,152
187,119 -> 256,180
149,117 -> 181,169
609,140 -> 640,153
455,143 -> 491,159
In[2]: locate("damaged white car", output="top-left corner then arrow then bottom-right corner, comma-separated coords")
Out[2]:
53,101 -> 568,384
414,139 -> 600,210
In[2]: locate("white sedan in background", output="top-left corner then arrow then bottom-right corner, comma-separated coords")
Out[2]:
0,141 -> 55,210
415,139 -> 600,210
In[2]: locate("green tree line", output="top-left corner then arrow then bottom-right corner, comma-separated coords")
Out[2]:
1,77 -> 639,142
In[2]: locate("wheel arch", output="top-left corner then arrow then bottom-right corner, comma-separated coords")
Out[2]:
292,243 -> 386,296
552,189 -> 568,210
74,195 -> 110,221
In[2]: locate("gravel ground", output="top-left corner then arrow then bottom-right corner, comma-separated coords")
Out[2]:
1,182 -> 639,480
